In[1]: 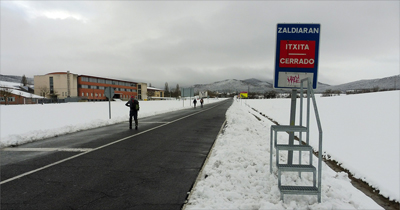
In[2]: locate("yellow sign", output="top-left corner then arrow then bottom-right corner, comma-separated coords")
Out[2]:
240,92 -> 248,98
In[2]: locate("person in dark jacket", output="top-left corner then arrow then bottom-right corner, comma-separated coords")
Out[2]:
125,96 -> 139,130
193,98 -> 197,108
200,98 -> 204,108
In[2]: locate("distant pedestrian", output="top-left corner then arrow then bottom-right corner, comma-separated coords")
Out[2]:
125,96 -> 140,130
193,98 -> 197,108
200,98 -> 204,108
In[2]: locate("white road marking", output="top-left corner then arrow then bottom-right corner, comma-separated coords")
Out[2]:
138,122 -> 170,124
0,103 -> 224,185
2,148 -> 93,152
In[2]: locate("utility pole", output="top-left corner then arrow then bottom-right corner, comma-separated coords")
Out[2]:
67,71 -> 71,97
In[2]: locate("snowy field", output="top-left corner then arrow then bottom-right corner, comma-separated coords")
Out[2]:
185,91 -> 398,209
244,91 -> 400,202
0,98 -> 224,148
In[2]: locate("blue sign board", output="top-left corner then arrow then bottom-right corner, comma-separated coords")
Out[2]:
181,87 -> 194,97
274,23 -> 321,89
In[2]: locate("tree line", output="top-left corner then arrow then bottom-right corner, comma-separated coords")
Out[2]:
162,82 -> 181,98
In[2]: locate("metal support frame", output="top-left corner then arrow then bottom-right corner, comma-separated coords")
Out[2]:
288,89 -> 297,165
269,77 -> 323,203
300,78 -> 323,202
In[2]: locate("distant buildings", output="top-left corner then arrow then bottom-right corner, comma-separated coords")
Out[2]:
0,81 -> 43,105
147,86 -> 165,100
34,72 -> 149,101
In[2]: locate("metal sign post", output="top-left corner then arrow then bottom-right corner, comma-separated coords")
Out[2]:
108,88 -> 111,119
104,87 -> 115,119
180,87 -> 194,107
288,89 -> 297,165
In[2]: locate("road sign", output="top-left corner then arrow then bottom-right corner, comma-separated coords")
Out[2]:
104,87 -> 115,99
240,92 -> 248,98
181,88 -> 194,97
274,23 -> 321,89
104,87 -> 115,119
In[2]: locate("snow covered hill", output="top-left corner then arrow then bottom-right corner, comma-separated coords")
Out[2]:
192,78 -> 274,93
319,75 -> 400,92
190,75 -> 399,94
0,74 -> 33,85
191,78 -> 327,93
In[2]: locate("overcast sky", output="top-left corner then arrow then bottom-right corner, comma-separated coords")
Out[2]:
1,1 -> 399,88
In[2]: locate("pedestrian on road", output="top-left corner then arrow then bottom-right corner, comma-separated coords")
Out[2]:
193,98 -> 197,108
200,98 -> 204,108
125,96 -> 140,130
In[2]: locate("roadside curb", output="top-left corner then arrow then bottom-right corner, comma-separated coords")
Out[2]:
182,119 -> 228,210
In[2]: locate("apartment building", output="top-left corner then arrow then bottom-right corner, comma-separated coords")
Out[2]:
34,72 -> 148,101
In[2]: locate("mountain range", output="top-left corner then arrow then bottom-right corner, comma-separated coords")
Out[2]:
191,75 -> 400,93
1,74 -> 399,94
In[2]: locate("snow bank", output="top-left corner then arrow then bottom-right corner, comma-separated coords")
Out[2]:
186,100 -> 382,209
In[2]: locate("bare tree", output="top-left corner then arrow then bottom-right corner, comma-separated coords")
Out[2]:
147,90 -> 155,98
38,86 -> 50,98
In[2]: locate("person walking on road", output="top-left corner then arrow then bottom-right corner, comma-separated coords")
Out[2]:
200,98 -> 204,108
193,98 -> 197,108
125,96 -> 140,130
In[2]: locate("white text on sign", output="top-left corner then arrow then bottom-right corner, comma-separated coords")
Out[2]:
279,40 -> 316,68
278,27 -> 319,34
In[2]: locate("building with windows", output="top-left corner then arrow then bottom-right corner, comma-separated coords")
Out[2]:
34,72 -> 79,99
147,87 -> 165,100
34,72 -> 148,101
0,89 -> 43,105
137,83 -> 147,101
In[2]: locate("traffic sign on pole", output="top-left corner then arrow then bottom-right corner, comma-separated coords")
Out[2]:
104,87 -> 115,99
104,87 -> 115,119
273,23 -> 321,89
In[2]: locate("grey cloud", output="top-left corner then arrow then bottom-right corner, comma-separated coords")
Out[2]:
1,1 -> 398,88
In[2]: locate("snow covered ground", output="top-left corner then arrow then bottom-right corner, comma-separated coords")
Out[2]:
185,91 -> 398,209
1,90 -> 398,209
244,91 -> 400,202
0,98 -> 224,148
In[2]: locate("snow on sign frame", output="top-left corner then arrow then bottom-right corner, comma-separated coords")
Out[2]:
273,23 -> 321,89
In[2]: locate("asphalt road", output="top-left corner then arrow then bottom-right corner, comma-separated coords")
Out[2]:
0,99 -> 233,210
